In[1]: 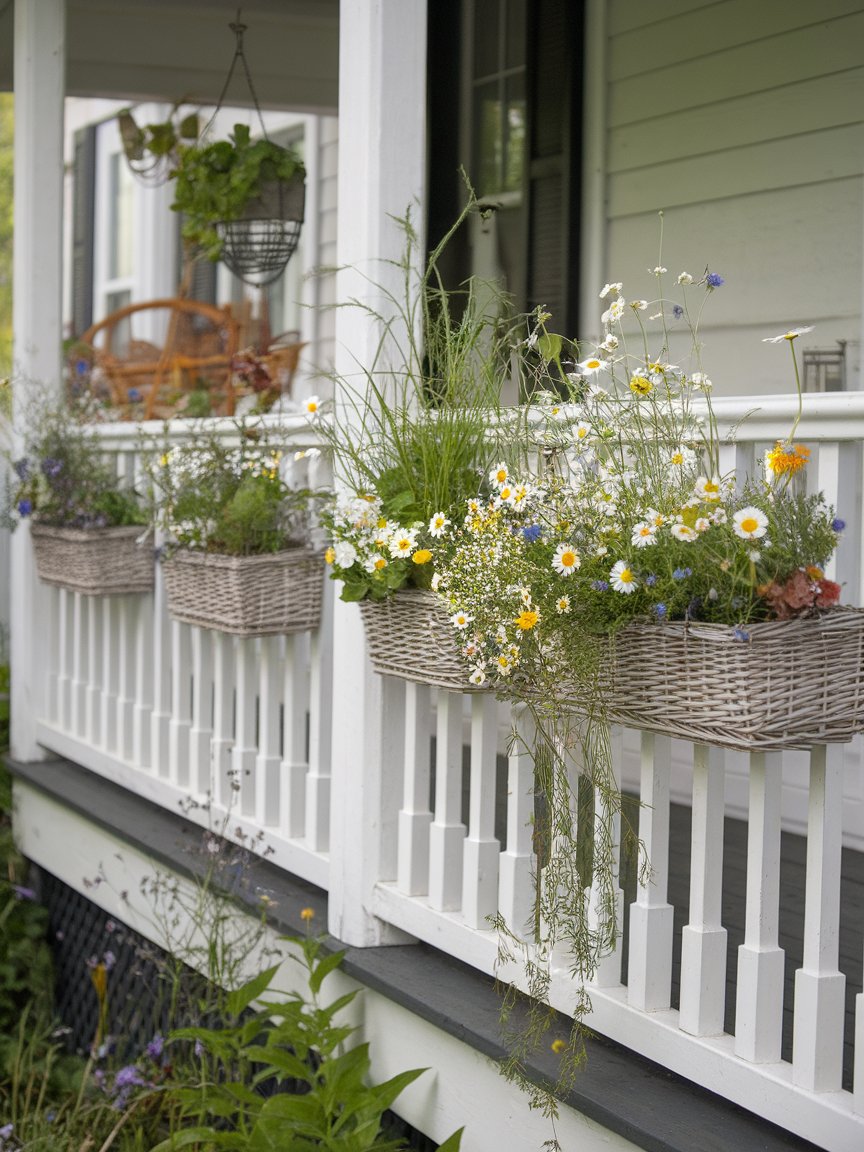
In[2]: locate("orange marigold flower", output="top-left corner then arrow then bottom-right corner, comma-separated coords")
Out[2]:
766,441 -> 810,476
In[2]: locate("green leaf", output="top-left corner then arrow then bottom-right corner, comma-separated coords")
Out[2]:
226,963 -> 281,1018
367,1066 -> 426,1113
536,331 -> 562,363
308,948 -> 346,995
436,1127 -> 465,1152
340,581 -> 370,603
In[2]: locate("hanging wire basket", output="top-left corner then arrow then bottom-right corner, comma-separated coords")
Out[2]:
217,173 -> 306,287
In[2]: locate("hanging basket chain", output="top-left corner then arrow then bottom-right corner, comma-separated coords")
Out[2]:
202,10 -> 270,143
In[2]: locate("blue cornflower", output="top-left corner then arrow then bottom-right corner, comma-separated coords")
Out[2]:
41,457 -> 62,478
733,625 -> 750,642
75,358 -> 90,377
705,271 -> 724,288
522,524 -> 542,543
672,567 -> 691,580
17,498 -> 32,518
12,457 -> 29,480
832,518 -> 846,532
128,387 -> 142,403
591,579 -> 610,592
654,603 -> 667,618
672,304 -> 684,320
645,573 -> 657,586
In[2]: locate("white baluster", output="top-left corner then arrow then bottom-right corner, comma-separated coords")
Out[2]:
679,743 -> 728,1036
100,597 -> 118,753
815,442 -> 841,581
461,693 -> 501,929
115,596 -> 137,762
628,731 -> 674,1012
428,688 -> 466,912
793,743 -> 845,1091
212,631 -> 236,807
255,635 -> 282,828
188,627 -> 213,798
587,725 -> 623,988
498,703 -> 536,941
150,553 -> 172,778
307,580 -> 333,853
168,620 -> 192,788
83,590 -> 101,746
735,750 -> 784,1063
45,586 -> 60,724
233,636 -> 258,819
132,589 -> 154,770
280,632 -> 309,840
397,681 -> 433,895
70,593 -> 87,739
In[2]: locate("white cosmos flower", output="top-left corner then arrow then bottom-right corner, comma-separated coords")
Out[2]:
670,523 -> 697,542
599,282 -> 623,299
577,356 -> 608,376
451,609 -> 472,629
428,511 -> 450,537
610,560 -> 638,594
552,543 -> 581,575
733,506 -> 769,539
762,326 -> 814,344
334,541 -> 358,568
631,522 -> 656,547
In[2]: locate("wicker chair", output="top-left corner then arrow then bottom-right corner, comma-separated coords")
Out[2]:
76,298 -> 240,419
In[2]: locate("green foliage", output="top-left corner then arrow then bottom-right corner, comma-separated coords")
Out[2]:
318,184 -> 527,602
4,390 -> 146,530
171,124 -> 305,260
148,936 -> 459,1152
147,423 -> 321,556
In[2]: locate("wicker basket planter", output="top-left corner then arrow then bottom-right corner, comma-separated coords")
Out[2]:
30,522 -> 154,595
161,547 -> 323,636
360,588 -> 485,691
598,609 -> 864,751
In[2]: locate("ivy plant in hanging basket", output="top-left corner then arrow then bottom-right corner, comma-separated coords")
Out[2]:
171,123 -> 306,285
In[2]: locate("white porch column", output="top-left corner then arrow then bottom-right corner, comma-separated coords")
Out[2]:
10,0 -> 65,762
328,0 -> 428,947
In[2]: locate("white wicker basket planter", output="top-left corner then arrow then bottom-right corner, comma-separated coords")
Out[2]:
360,588 -> 485,691
30,522 -> 154,596
600,609 -> 864,751
161,547 -> 323,636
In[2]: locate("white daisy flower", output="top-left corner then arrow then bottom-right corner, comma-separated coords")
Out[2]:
668,445 -> 695,468
670,523 -> 698,542
334,541 -> 358,568
489,462 -> 509,487
577,356 -> 608,376
610,560 -> 638,594
364,554 -> 388,573
631,522 -> 656,548
645,507 -> 665,528
389,529 -> 418,558
304,395 -> 321,417
733,506 -> 769,540
694,517 -> 711,533
494,484 -> 516,507
556,595 -> 571,614
428,511 -> 450,537
599,282 -> 623,299
711,507 -> 728,525
601,297 -> 626,325
451,609 -> 472,629
520,587 -> 533,606
552,543 -> 581,575
693,475 -> 723,502
748,549 -> 761,562
469,667 -> 488,686
762,326 -> 814,344
599,334 -> 619,352
574,421 -> 591,443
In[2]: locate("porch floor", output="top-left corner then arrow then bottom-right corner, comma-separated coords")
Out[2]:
8,754 -> 834,1152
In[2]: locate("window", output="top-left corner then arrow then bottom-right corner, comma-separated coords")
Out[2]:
471,0 -> 526,199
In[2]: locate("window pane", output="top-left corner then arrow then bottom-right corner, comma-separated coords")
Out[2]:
505,0 -> 526,69
473,0 -> 500,78
473,79 -> 502,196
109,153 -> 134,280
503,73 -> 526,193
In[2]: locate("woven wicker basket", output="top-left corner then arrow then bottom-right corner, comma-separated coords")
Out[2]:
360,588 -> 483,691
30,522 -> 154,595
162,548 -> 323,636
598,609 -> 864,751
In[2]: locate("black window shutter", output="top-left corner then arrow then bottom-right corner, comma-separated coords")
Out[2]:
71,125 -> 96,337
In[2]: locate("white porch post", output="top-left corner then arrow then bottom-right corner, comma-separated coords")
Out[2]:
327,0 -> 428,947
10,0 -> 65,762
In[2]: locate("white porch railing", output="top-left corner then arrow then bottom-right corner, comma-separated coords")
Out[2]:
19,394 -> 864,1152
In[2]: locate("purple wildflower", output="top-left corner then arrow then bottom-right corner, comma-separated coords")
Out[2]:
672,567 -> 692,581
12,884 -> 36,901
705,271 -> 724,289
654,603 -> 667,618
832,518 -> 846,532
733,625 -> 750,642
644,573 -> 657,586
127,387 -> 142,403
672,304 -> 684,320
146,1033 -> 164,1061
12,458 -> 29,480
521,524 -> 542,543
113,1065 -> 147,1091
0,1123 -> 14,1140
17,498 -> 32,518
591,579 -> 609,592
103,950 -> 116,970
194,1037 -> 205,1057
